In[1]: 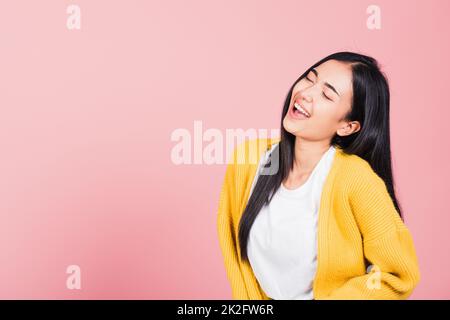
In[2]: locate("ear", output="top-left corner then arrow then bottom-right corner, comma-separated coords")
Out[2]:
336,121 -> 361,137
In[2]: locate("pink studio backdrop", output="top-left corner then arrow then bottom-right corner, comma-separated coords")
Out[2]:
0,0 -> 448,299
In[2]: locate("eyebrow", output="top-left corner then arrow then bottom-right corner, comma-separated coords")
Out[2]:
310,68 -> 340,97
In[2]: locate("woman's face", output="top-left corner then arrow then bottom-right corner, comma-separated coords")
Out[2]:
283,59 -> 360,142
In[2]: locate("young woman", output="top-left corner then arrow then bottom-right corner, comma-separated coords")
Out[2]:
217,51 -> 420,300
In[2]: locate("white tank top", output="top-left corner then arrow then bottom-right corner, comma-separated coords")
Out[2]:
247,143 -> 336,300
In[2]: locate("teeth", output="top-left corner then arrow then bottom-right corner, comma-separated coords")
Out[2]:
294,102 -> 310,117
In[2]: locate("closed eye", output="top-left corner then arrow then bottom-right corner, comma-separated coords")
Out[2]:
305,75 -> 333,101
322,92 -> 332,101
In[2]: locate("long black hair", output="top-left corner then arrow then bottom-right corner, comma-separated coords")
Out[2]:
238,51 -> 403,262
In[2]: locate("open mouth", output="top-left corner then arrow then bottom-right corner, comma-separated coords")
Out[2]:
293,102 -> 311,118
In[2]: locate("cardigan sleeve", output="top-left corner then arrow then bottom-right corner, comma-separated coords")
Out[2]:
216,147 -> 249,299
325,161 -> 421,300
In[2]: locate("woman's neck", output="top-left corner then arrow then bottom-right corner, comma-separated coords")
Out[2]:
293,137 -> 331,173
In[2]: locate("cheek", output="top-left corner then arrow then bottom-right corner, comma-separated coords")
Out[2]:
313,106 -> 339,124
318,100 -> 350,123
309,105 -> 344,135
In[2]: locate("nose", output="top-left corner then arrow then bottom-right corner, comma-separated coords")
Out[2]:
296,92 -> 312,104
302,95 -> 312,103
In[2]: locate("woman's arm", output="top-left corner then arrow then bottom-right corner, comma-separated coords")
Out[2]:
325,162 -> 421,300
216,147 -> 249,299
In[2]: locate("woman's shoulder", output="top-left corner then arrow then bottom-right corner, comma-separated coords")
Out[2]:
335,148 -> 385,188
337,148 -> 374,173
228,140 -> 383,186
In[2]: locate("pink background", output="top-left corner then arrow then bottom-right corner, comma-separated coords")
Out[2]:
0,0 -> 449,299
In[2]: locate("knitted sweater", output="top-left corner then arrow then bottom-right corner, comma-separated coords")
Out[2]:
217,138 -> 421,299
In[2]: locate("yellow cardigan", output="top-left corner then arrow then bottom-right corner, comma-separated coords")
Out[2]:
217,138 -> 420,300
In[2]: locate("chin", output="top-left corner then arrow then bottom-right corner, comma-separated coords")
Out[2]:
282,117 -> 300,135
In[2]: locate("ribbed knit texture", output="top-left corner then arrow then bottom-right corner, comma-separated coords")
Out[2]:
217,138 -> 421,300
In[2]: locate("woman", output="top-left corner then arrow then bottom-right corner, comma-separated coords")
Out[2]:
217,51 -> 420,300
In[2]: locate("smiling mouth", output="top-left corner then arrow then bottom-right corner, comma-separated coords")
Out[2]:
293,102 -> 311,118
